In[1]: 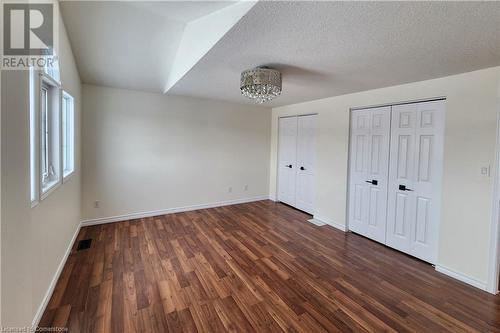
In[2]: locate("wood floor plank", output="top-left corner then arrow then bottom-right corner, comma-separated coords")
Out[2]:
39,200 -> 500,332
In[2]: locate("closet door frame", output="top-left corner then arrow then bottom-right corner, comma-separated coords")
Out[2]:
347,98 -> 446,264
276,113 -> 318,213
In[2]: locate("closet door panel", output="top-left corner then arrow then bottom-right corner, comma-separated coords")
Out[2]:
409,101 -> 445,263
348,110 -> 371,234
295,115 -> 317,214
386,104 -> 417,253
348,107 -> 390,242
278,117 -> 298,206
365,107 -> 391,242
386,100 -> 444,263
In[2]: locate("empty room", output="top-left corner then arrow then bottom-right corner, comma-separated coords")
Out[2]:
1,0 -> 500,331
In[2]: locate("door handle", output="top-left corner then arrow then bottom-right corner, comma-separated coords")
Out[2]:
300,166 -> 305,171
286,164 -> 292,168
365,180 -> 378,185
399,184 -> 413,191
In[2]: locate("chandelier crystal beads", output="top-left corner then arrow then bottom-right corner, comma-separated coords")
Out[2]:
240,67 -> 282,104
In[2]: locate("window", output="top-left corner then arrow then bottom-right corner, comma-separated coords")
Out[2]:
29,69 -> 74,205
43,49 -> 61,83
30,67 -> 38,205
39,77 -> 61,195
62,92 -> 75,178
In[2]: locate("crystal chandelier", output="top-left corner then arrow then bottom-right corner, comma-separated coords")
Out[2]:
240,67 -> 282,104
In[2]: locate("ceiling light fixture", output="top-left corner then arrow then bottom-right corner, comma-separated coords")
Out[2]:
240,67 -> 281,104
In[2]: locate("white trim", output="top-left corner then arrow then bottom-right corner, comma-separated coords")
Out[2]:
486,69 -> 500,295
32,222 -> 81,328
63,170 -> 75,183
268,195 -> 278,202
39,71 -> 61,88
350,96 -> 446,111
312,214 -> 347,232
307,218 -> 326,226
39,75 -> 63,202
435,265 -> 488,292
40,180 -> 61,201
81,196 -> 269,226
278,113 -> 318,119
62,91 -> 75,181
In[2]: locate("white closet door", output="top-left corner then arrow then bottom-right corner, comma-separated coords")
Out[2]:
348,107 -> 391,243
386,101 -> 444,263
295,115 -> 317,214
386,104 -> 416,253
278,117 -> 298,206
410,101 -> 444,263
348,109 -> 371,234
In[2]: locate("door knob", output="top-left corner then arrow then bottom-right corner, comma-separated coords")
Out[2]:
399,184 -> 413,191
300,166 -> 305,170
365,180 -> 378,185
286,164 -> 292,168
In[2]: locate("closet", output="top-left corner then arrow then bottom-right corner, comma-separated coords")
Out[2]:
277,114 -> 317,214
348,100 -> 445,263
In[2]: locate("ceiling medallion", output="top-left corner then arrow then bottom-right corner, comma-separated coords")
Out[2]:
240,67 -> 282,104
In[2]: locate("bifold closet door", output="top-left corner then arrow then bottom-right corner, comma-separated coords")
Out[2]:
278,117 -> 298,207
295,115 -> 317,214
348,106 -> 391,243
386,100 -> 444,263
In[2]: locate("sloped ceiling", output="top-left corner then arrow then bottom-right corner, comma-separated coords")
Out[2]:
61,1 -> 500,106
59,1 -> 247,92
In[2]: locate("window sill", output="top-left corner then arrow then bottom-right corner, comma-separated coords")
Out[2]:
41,179 -> 61,200
63,170 -> 75,183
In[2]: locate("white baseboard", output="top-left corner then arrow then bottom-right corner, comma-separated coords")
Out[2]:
32,222 -> 81,328
81,195 -> 269,226
307,218 -> 326,226
435,265 -> 489,292
312,215 -> 347,232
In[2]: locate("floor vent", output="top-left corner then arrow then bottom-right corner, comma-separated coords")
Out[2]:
77,239 -> 92,251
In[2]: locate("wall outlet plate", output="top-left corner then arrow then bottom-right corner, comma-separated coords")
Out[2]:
481,166 -> 490,177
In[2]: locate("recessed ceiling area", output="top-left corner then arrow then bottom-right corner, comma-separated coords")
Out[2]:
59,1 -> 242,92
61,1 -> 500,105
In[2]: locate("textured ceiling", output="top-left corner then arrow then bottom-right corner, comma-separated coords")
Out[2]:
61,1 -> 500,106
169,1 -> 500,106
60,1 -> 236,92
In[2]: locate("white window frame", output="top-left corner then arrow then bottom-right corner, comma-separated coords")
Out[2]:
30,68 -> 39,207
62,91 -> 75,180
39,72 -> 62,201
29,64 -> 75,206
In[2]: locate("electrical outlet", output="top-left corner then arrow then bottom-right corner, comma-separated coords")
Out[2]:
480,166 -> 490,177
244,184 -> 248,191
94,200 -> 100,208
228,187 -> 232,193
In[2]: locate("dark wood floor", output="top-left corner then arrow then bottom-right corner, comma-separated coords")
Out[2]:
40,200 -> 500,332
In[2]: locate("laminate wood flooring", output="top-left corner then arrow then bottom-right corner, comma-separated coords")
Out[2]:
39,200 -> 500,332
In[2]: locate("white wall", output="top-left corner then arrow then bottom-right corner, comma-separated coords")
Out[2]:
270,67 -> 500,288
82,85 -> 271,221
1,3 -> 81,326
